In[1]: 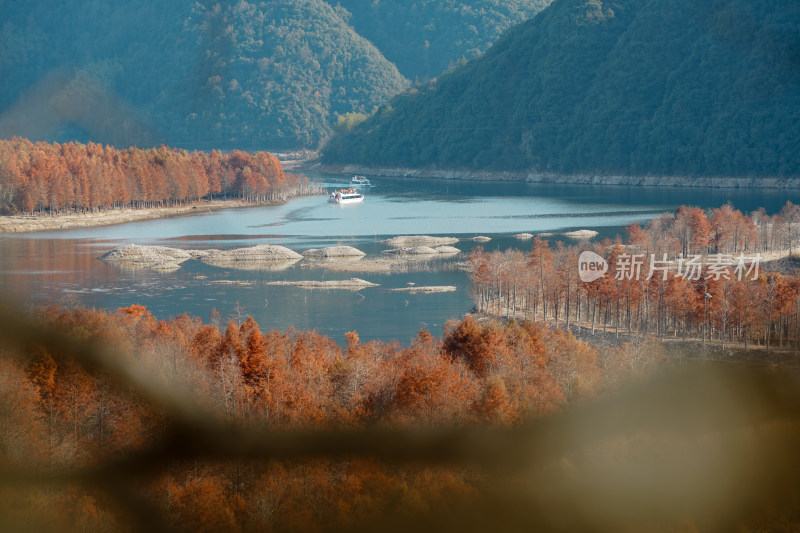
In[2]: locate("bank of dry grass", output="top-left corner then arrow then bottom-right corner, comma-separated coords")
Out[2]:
0,200 -> 254,233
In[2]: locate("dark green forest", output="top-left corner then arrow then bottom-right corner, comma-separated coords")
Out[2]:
0,0 -> 407,150
0,0 -> 548,151
333,0 -> 550,81
323,0 -> 800,178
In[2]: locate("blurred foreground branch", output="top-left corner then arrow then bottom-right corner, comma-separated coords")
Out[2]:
1,306 -> 800,532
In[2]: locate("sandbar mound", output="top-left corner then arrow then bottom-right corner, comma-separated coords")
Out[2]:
382,235 -> 459,247
472,236 -> 491,242
302,255 -> 365,265
389,285 -> 457,293
99,243 -> 304,272
434,245 -> 461,254
199,245 -> 302,269
98,244 -> 195,271
302,246 -> 366,258
302,256 -> 436,273
149,263 -> 182,272
301,259 -> 381,272
382,246 -> 440,255
514,233 -> 534,240
266,278 -> 378,289
207,259 -> 301,272
563,229 -> 599,240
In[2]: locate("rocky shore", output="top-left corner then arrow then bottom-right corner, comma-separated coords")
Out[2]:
389,285 -> 457,293
321,164 -> 800,189
301,246 -> 366,258
300,256 -> 447,273
563,229 -> 599,240
98,238 -> 469,275
381,235 -> 460,247
99,244 -> 303,272
97,245 -> 197,272
266,278 -> 378,290
199,245 -> 302,270
0,183 -> 326,233
97,231 -> 598,275
382,245 -> 461,256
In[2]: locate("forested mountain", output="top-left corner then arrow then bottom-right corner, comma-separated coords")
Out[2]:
0,0 -> 555,151
323,0 -> 800,178
0,0 -> 407,150
333,0 -> 551,81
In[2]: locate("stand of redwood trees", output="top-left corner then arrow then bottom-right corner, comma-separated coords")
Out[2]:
0,138 -> 311,214
469,202 -> 800,352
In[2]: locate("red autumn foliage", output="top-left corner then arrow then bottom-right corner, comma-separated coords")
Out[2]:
0,137 -> 307,214
468,202 -> 800,353
0,304 -> 607,531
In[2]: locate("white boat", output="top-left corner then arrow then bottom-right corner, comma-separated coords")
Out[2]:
328,188 -> 364,205
350,175 -> 372,187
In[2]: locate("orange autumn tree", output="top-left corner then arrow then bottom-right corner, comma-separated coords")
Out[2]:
0,138 -> 302,214
672,205 -> 711,255
529,237 -> 555,321
0,299 -> 706,532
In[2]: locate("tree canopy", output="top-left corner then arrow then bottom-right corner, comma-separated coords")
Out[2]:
323,0 -> 800,178
334,0 -> 551,81
0,0 -> 407,150
0,0 -> 557,151
0,138 -> 295,214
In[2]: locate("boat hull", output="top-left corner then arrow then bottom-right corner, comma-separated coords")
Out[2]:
350,175 -> 371,187
328,187 -> 365,205
335,195 -> 364,205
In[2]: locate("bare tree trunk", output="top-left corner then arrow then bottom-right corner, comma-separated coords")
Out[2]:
565,279 -> 571,331
512,281 -> 517,320
744,299 -> 749,351
795,292 -> 799,357
615,280 -> 620,340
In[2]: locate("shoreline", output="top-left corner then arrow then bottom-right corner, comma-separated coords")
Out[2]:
0,199 -> 296,235
317,164 -> 800,189
0,185 -> 327,234
0,199 -> 275,234
7,160 -> 798,234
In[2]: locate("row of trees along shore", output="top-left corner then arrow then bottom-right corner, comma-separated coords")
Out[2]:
0,138 -> 320,214
469,202 -> 800,353
0,304 -> 669,531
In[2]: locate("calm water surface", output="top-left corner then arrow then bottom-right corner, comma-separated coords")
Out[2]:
1,174 -> 798,344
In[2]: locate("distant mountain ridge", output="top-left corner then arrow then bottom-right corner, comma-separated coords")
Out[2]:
333,0 -> 551,81
323,0 -> 800,178
0,0 -> 548,151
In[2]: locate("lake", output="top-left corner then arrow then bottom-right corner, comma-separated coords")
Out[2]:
1,173 -> 798,345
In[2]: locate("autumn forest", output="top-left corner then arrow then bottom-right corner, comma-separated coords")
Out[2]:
0,301 -> 626,531
2,0 -> 800,528
0,138 -> 312,215
2,133 -> 800,531
468,201 -> 800,354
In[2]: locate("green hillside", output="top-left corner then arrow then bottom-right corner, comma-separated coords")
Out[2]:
334,0 -> 551,81
0,0 -> 408,150
323,0 -> 800,178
